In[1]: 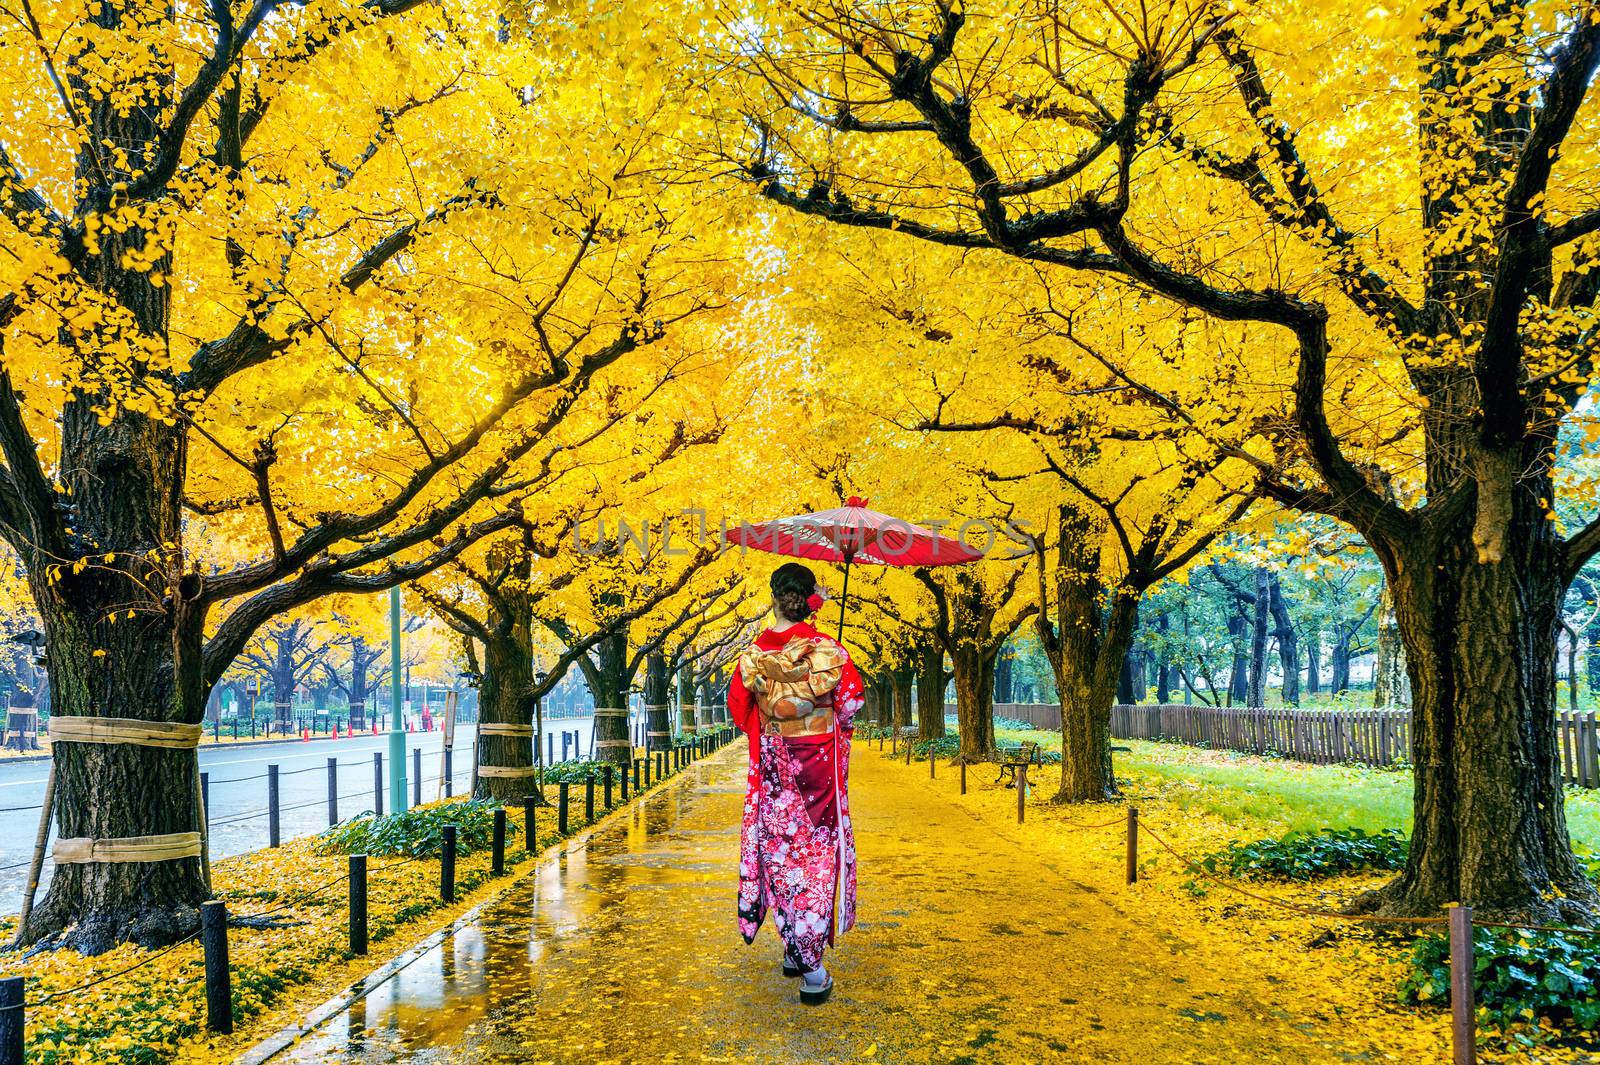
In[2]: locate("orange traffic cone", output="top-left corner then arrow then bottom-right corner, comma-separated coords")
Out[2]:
302,728 -> 310,741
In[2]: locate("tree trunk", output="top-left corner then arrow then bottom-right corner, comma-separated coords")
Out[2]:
992,647 -> 1014,703
676,660 -> 696,732
1226,611 -> 1249,705
1367,506 -> 1597,920
1038,505 -> 1135,801
474,631 -> 535,802
1374,585 -> 1401,708
1116,648 -> 1137,704
1305,630 -> 1321,695
949,647 -> 997,762
1268,574 -> 1301,707
892,668 -> 914,731
21,422 -> 208,952
1247,567 -> 1269,706
915,639 -> 947,741
1331,638 -> 1351,695
583,622 -> 632,763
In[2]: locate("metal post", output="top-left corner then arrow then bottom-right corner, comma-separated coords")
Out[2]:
604,765 -> 614,809
1126,808 -> 1139,884
201,771 -> 211,832
267,764 -> 281,848
349,855 -> 368,955
547,733 -> 554,765
644,756 -> 652,789
523,795 -> 537,850
441,824 -> 457,903
413,748 -> 422,807
327,758 -> 338,826
201,900 -> 233,1033
444,746 -> 454,797
905,737 -> 911,765
1016,762 -> 1027,824
620,761 -> 630,801
1451,906 -> 1477,1065
492,809 -> 506,875
562,733 -> 570,761
929,745 -> 935,777
557,782 -> 570,834
388,585 -> 407,814
0,977 -> 20,1065
960,761 -> 967,795
373,752 -> 384,817
585,775 -> 595,822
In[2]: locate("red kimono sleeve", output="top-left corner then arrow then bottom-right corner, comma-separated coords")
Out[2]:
833,657 -> 865,732
728,663 -> 758,737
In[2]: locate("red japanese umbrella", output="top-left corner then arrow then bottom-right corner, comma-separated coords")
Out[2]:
723,496 -> 984,641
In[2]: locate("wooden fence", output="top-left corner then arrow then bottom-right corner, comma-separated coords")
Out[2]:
982,702 -> 1600,787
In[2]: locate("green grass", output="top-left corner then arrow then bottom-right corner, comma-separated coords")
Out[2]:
995,724 -> 1600,854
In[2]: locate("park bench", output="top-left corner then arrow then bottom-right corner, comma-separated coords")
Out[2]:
996,740 -> 1039,787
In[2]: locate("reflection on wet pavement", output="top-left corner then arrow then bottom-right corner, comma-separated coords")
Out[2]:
277,756 -> 758,1064
271,746 -> 1361,1065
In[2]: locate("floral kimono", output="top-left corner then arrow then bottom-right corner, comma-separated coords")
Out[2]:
727,621 -> 865,972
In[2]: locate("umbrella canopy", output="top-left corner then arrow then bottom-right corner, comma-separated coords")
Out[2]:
724,497 -> 984,567
724,497 -> 984,641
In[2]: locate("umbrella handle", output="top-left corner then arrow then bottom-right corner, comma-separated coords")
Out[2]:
837,555 -> 852,643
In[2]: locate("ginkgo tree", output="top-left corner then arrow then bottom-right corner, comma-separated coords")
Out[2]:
715,0 -> 1600,919
0,0 -> 732,951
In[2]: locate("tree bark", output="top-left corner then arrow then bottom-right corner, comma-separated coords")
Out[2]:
892,668 -> 914,731
915,639 -> 947,741
1305,630 -> 1321,695
992,647 -> 1014,703
1036,505 -> 1135,801
1268,574 -> 1300,707
1365,496 -> 1597,920
1247,567 -> 1269,706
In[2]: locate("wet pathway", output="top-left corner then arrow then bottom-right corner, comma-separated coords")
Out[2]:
263,747 -> 1360,1064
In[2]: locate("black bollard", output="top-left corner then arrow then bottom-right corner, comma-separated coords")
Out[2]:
201,900 -> 233,1034
604,765 -> 614,809
930,745 -> 936,778
444,746 -> 453,798
562,733 -> 570,761
960,760 -> 967,795
413,748 -> 422,807
0,976 -> 22,1065
268,764 -> 281,847
523,794 -> 537,850
558,782 -> 570,834
349,854 -> 368,955
547,732 -> 554,765
492,808 -> 506,875
585,775 -> 595,823
201,771 -> 210,832
374,751 -> 384,817
643,756 -> 651,789
327,757 -> 339,826
441,824 -> 457,903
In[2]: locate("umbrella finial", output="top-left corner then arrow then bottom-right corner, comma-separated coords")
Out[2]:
845,495 -> 869,508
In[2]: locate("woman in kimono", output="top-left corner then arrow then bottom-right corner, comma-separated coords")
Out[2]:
727,561 -> 865,1005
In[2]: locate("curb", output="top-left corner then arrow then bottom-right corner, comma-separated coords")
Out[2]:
233,740 -> 738,1064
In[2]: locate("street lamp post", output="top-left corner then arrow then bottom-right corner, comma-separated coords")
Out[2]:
388,585 -> 408,813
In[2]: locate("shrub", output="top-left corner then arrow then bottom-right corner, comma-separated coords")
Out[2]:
542,759 -> 616,784
1402,926 -> 1600,1039
314,798 -> 501,858
1200,828 -> 1409,881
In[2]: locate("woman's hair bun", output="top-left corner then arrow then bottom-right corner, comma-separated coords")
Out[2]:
771,561 -> 819,623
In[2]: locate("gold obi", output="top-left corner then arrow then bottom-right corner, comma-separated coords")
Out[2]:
765,706 -> 835,738
741,635 -> 847,740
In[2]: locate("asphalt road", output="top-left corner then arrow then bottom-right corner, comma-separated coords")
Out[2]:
0,712 -> 614,916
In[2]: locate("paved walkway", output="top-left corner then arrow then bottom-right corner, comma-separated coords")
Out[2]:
267,747 -> 1361,1064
